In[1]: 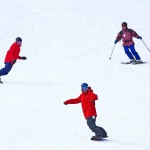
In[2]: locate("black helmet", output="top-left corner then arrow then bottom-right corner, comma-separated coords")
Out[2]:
16,37 -> 22,42
122,22 -> 127,27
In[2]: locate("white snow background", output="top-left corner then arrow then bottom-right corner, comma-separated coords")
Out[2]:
0,0 -> 150,150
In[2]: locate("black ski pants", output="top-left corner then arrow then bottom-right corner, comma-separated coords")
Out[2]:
86,116 -> 107,138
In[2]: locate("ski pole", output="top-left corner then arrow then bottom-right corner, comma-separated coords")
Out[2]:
141,39 -> 150,52
109,44 -> 115,59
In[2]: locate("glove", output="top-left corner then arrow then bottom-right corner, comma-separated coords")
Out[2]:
114,40 -> 118,44
20,56 -> 27,60
91,100 -> 95,104
64,101 -> 68,105
12,60 -> 16,64
138,36 -> 142,40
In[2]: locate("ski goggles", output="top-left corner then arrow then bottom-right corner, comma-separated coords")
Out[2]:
17,41 -> 22,45
81,86 -> 88,91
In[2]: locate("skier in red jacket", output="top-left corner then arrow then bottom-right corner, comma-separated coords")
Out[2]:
0,37 -> 27,84
114,22 -> 142,63
64,83 -> 107,140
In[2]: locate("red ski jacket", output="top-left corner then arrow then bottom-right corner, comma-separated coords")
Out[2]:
64,87 -> 98,119
115,28 -> 140,46
4,42 -> 21,64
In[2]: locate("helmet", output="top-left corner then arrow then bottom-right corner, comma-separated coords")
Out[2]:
81,83 -> 88,91
16,37 -> 22,42
122,22 -> 127,27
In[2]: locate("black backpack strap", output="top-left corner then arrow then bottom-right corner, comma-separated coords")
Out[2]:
127,29 -> 132,34
119,30 -> 122,36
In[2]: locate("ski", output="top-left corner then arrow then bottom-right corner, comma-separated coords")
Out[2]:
132,61 -> 146,65
121,61 -> 146,65
121,61 -> 132,64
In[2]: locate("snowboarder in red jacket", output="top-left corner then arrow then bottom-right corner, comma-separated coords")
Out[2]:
0,37 -> 27,83
114,22 -> 142,63
64,83 -> 107,140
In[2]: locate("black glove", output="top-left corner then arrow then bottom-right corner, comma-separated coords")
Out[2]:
91,100 -> 95,104
20,56 -> 27,60
114,40 -> 118,44
138,36 -> 142,40
12,60 -> 16,64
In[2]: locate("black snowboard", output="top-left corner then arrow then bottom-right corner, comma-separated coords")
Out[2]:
91,136 -> 108,141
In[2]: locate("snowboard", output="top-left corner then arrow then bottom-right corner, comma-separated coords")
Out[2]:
0,80 -> 3,84
121,61 -> 146,65
91,136 -> 107,141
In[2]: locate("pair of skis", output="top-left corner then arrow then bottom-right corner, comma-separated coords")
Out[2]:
121,61 -> 146,65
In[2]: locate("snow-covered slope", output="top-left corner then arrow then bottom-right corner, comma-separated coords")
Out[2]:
0,0 -> 150,150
